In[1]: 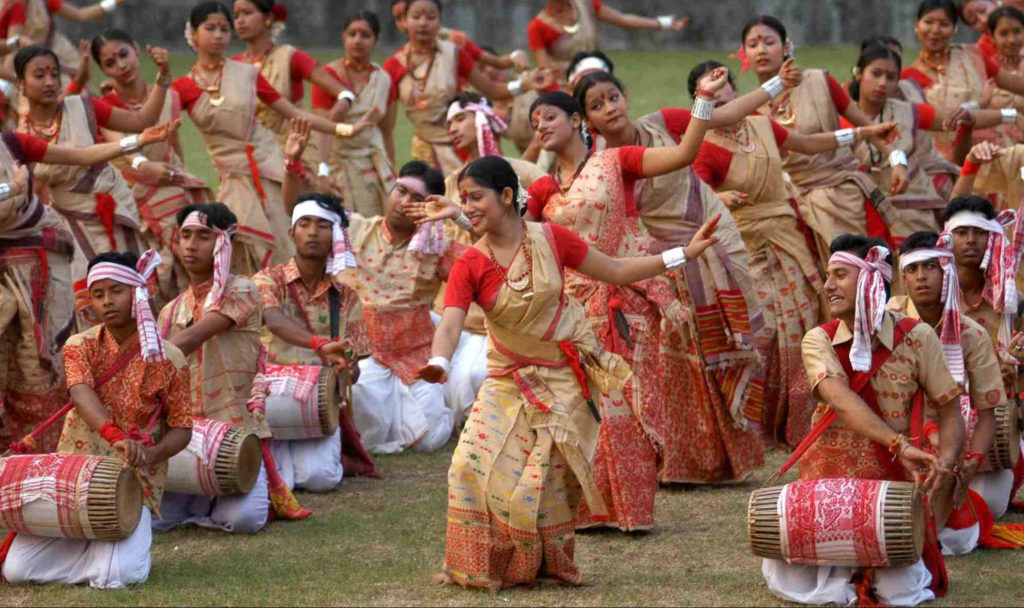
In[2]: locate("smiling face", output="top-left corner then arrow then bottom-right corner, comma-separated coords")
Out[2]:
531,103 -> 580,152
823,261 -> 860,319
993,15 -> 1024,58
857,57 -> 901,103
963,0 -> 997,33
97,40 -> 141,86
290,216 -> 333,260
405,0 -> 440,45
458,176 -> 513,236
232,0 -> 269,41
177,225 -> 217,277
343,18 -> 378,60
20,54 -> 60,104
951,226 -> 990,268
582,81 -> 630,137
743,24 -> 786,79
193,11 -> 233,56
89,278 -> 135,330
902,258 -> 944,309
915,8 -> 956,53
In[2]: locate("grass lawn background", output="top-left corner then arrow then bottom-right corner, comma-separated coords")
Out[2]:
3,46 -> 1024,606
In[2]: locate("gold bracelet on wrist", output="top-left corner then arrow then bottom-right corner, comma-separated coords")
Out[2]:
335,122 -> 354,137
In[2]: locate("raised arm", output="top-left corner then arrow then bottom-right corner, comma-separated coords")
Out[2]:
55,0 -> 126,23
708,58 -> 802,128
950,141 -> 1003,198
781,122 -> 898,155
596,4 -> 687,31
268,96 -> 377,139
42,120 -> 178,165
102,46 -> 170,133
466,65 -> 552,104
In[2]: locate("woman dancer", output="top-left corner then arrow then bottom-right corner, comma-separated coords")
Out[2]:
903,0 -> 1024,156
571,66 -> 797,459
850,43 -> 1012,241
177,1 -> 374,275
383,0 -> 550,175
983,6 -> 1024,144
421,155 -> 721,588
310,11 -> 394,218
0,116 -> 176,454
14,44 -> 169,327
92,29 -> 213,306
527,0 -> 686,79
742,14 -> 905,253
232,0 -> 352,157
685,61 -> 892,446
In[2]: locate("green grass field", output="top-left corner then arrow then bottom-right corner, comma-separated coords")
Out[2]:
3,47 -> 1024,606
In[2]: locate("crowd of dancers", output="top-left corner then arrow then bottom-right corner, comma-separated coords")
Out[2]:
0,0 -> 1023,604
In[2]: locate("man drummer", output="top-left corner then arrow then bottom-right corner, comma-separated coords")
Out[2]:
252,193 -> 373,487
761,234 -> 965,606
943,196 -> 1024,519
890,231 -> 1006,554
2,251 -> 192,587
156,203 -> 301,532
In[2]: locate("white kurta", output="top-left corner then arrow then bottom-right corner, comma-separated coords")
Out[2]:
350,357 -> 453,453
3,508 -> 153,588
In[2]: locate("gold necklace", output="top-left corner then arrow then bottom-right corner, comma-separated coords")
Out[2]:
715,120 -> 756,153
191,60 -> 226,107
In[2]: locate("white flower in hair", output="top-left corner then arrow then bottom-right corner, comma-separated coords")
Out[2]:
515,176 -> 528,214
184,21 -> 197,53
269,20 -> 286,44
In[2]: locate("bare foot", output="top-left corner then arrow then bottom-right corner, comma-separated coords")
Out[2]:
432,572 -> 454,586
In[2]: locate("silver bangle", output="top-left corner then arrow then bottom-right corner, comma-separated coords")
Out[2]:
1002,108 -> 1018,124
454,213 -> 473,232
0,182 -> 12,201
509,49 -> 527,64
960,101 -> 980,111
692,97 -> 714,121
337,90 -> 356,105
427,356 -> 451,376
761,75 -> 785,100
888,149 -> 908,167
662,246 -> 687,270
100,0 -> 117,14
130,155 -> 147,171
657,15 -> 674,29
834,128 -> 855,147
5,36 -> 18,51
119,135 -> 140,154
317,162 -> 331,178
507,79 -> 524,97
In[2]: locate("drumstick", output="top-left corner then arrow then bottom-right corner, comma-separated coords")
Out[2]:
133,467 -> 162,521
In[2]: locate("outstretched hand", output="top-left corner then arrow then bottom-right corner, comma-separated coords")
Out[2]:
147,45 -> 170,77
138,119 -> 181,147
285,117 -> 311,161
683,213 -> 721,260
406,194 -> 461,225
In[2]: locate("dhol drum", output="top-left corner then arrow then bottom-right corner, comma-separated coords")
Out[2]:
986,403 -> 1021,471
748,478 -> 924,567
165,418 -> 261,496
0,454 -> 142,540
263,365 -> 340,440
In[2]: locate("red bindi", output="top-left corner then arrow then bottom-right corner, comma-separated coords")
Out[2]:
461,190 -> 469,199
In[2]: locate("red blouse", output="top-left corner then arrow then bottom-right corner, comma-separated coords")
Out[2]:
310,63 -> 383,111
382,45 -> 477,105
901,54 -> 1001,90
444,223 -> 590,312
527,0 -> 604,51
836,102 -> 937,132
14,132 -> 49,162
693,119 -> 789,189
171,73 -> 283,113
977,34 -> 998,60
230,48 -> 317,103
526,145 -> 645,219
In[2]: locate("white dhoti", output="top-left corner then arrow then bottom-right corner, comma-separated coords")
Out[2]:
350,357 -> 453,454
269,428 -> 343,492
152,465 -> 269,534
939,523 -> 980,556
446,332 -> 487,425
970,468 -> 1015,520
761,558 -> 934,606
3,508 -> 152,589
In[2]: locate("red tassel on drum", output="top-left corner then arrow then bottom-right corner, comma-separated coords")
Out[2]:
852,568 -> 884,607
0,531 -> 15,582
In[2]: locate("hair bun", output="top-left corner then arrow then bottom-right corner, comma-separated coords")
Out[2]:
272,3 -> 287,23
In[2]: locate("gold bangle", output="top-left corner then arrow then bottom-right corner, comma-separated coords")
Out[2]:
335,123 -> 354,137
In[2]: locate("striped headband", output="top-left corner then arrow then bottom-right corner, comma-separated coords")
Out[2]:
182,211 -> 237,310
446,99 -> 507,157
391,177 -> 446,255
87,250 -> 164,362
291,200 -> 357,273
900,237 -> 962,383
829,246 -> 892,372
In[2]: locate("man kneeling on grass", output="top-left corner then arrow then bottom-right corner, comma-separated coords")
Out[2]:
3,250 -> 193,588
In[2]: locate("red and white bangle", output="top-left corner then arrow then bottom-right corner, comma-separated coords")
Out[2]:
99,420 -> 127,446
310,335 -> 331,353
285,157 -> 306,178
963,450 -> 985,465
961,159 -> 982,176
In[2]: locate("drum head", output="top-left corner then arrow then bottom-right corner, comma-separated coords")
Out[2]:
114,466 -> 143,536
318,367 -> 340,436
235,432 -> 262,494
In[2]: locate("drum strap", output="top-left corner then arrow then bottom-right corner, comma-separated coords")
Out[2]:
329,287 -> 340,340
775,317 -> 920,479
